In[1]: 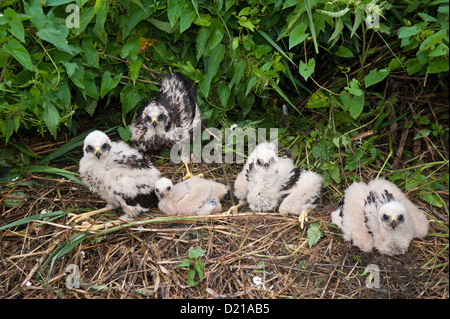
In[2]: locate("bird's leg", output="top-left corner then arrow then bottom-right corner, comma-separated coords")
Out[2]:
67,206 -> 112,225
223,200 -> 246,216
298,207 -> 313,229
72,219 -> 125,232
182,162 -> 204,181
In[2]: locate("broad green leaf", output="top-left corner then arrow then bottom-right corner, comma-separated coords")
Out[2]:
289,22 -> 308,49
4,7 -> 25,42
120,83 -> 143,115
335,46 -> 354,58
100,71 -> 122,98
364,68 -> 390,88
129,60 -> 142,84
196,27 -> 211,60
187,269 -> 198,286
208,19 -> 225,51
43,102 -> 60,138
308,91 -> 331,109
63,61 -> 78,77
117,126 -> 132,142
340,91 -> 365,119
193,13 -> 211,27
180,2 -> 196,33
3,39 -> 33,71
167,0 -> 184,27
188,247 -> 206,259
218,81 -> 231,107
427,57 -> 449,73
307,222 -> 323,249
299,58 -> 315,81
194,259 -> 204,282
207,44 -> 225,80
173,258 -> 190,268
36,26 -> 78,55
120,36 -> 140,60
398,25 -> 421,38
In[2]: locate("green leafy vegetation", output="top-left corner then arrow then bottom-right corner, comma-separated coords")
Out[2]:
174,246 -> 206,287
0,0 -> 448,210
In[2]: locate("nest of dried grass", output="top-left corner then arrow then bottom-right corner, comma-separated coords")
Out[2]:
0,145 -> 448,299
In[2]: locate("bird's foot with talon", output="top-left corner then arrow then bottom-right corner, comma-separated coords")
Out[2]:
72,220 -> 125,232
223,201 -> 246,216
67,206 -> 113,225
298,208 -> 312,229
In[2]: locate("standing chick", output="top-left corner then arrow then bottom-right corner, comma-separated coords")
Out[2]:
155,177 -> 228,216
331,178 -> 429,255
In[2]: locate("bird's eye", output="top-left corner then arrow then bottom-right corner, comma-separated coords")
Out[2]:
398,214 -> 404,222
256,159 -> 262,166
382,214 -> 389,221
86,145 -> 94,152
157,114 -> 166,122
145,115 -> 152,121
101,143 -> 110,151
167,186 -> 171,191
155,188 -> 159,193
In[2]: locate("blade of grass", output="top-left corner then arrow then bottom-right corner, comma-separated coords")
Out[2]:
305,0 -> 319,53
257,29 -> 297,67
0,210 -> 67,230
26,165 -> 85,185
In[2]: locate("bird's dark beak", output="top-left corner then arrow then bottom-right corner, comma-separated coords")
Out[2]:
264,162 -> 269,168
159,192 -> 164,199
151,116 -> 158,128
390,218 -> 397,229
94,146 -> 101,159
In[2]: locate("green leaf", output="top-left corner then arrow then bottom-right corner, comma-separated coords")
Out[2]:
186,269 -> 198,286
129,60 -> 142,84
180,2 -> 196,33
174,258 -> 191,268
4,7 -> 25,42
208,19 -> 225,51
307,221 -> 323,249
335,46 -> 354,58
398,25 -> 421,38
120,36 -> 140,60
43,102 -> 60,138
117,126 -> 132,142
207,44 -> 225,80
196,27 -> 211,60
167,0 -> 184,27
120,83 -> 143,115
289,22 -> 308,49
419,192 -> 443,207
36,26 -> 78,55
308,91 -> 331,109
299,58 -> 315,81
188,247 -> 206,259
427,57 -> 449,74
340,91 -> 365,119
194,259 -> 204,282
3,39 -> 33,71
100,71 -> 122,98
218,81 -> 231,107
63,61 -> 78,77
364,68 -> 390,88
